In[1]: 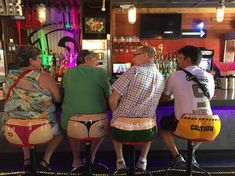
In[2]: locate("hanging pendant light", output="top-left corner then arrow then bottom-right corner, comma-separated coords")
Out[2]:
37,4 -> 46,24
128,4 -> 136,24
216,0 -> 225,23
101,0 -> 106,11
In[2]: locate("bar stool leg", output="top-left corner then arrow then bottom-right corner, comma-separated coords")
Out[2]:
85,141 -> 93,176
129,145 -> 135,176
186,141 -> 193,176
29,147 -> 37,176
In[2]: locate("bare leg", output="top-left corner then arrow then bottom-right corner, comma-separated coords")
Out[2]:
41,134 -> 63,165
139,141 -> 151,160
90,137 -> 104,163
112,139 -> 124,161
158,128 -> 179,158
22,147 -> 30,165
68,137 -> 82,167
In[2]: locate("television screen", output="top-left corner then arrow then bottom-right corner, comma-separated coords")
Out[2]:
140,13 -> 182,39
113,63 -> 131,74
199,58 -> 212,71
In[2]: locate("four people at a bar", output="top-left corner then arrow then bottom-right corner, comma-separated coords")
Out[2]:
1,44 -> 215,172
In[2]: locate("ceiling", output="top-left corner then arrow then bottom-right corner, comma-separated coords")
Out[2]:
111,0 -> 235,8
20,0 -> 235,8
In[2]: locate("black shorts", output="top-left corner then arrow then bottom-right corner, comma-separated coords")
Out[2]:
159,113 -> 178,131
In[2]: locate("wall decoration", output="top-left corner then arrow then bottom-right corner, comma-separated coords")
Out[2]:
84,17 -> 105,34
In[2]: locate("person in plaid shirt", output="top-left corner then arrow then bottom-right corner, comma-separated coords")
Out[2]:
109,45 -> 165,171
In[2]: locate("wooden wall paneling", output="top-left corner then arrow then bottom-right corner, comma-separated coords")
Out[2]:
112,8 -> 235,61
115,13 -> 139,37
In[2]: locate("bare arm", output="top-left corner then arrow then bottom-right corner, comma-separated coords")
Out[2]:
39,72 -> 61,103
109,90 -> 121,112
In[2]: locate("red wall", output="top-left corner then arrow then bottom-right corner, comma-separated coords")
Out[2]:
143,37 -> 224,61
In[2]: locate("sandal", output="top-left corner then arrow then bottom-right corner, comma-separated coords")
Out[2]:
72,159 -> 84,168
39,159 -> 52,172
70,160 -> 85,173
24,159 -> 31,172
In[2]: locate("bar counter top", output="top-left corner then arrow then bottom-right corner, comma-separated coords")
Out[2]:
0,89 -> 234,110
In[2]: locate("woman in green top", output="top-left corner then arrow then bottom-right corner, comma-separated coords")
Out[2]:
3,45 -> 63,171
61,50 -> 111,169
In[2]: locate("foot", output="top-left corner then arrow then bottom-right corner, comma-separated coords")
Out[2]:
72,160 -> 84,168
171,154 -> 186,168
183,153 -> 200,167
39,159 -> 52,172
23,159 -> 31,172
116,159 -> 126,170
137,159 -> 147,171
70,160 -> 85,174
192,154 -> 200,167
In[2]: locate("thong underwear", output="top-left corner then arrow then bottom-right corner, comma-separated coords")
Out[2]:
68,114 -> 109,140
69,118 -> 107,132
5,122 -> 48,146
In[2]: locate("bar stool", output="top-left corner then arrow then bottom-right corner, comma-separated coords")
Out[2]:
67,114 -> 109,176
111,117 -> 156,176
166,114 -> 221,176
4,118 -> 54,176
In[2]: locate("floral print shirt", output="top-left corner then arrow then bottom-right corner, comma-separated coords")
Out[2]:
3,68 -> 56,124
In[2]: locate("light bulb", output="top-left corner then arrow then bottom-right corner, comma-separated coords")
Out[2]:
216,5 -> 225,23
128,4 -> 136,24
37,4 -> 46,24
101,0 -> 106,11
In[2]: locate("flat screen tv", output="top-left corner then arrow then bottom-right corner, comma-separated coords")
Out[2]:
140,13 -> 182,39
199,49 -> 214,71
199,58 -> 212,71
113,63 -> 131,74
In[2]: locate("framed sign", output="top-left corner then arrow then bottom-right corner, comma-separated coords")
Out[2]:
84,17 -> 105,34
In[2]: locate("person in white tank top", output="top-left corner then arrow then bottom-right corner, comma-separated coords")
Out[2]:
159,45 -> 215,167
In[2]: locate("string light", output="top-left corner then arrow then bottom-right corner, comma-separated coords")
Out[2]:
128,4 -> 136,24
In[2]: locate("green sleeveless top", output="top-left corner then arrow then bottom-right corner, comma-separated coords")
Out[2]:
3,68 -> 56,124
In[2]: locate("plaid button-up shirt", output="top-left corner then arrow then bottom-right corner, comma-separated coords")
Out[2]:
112,63 -> 165,119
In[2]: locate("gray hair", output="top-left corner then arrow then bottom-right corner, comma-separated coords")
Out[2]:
139,45 -> 156,58
77,50 -> 98,65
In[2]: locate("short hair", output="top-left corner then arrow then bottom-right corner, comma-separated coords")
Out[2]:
16,45 -> 40,67
139,45 -> 156,58
77,50 -> 98,65
178,45 -> 202,65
